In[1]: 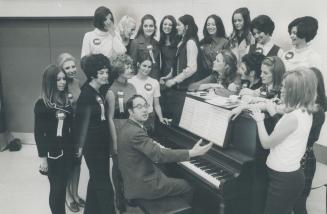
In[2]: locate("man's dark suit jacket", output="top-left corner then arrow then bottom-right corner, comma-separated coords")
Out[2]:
117,119 -> 190,200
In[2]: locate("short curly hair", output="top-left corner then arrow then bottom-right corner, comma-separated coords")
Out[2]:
82,54 -> 111,82
251,15 -> 275,36
288,16 -> 318,42
111,54 -> 134,79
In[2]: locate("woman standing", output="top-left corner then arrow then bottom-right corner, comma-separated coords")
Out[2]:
282,16 -> 322,71
129,54 -> 169,133
112,15 -> 137,56
249,15 -> 283,57
165,14 -> 203,91
105,54 -> 136,212
158,15 -> 179,82
75,54 -> 115,214
34,64 -> 73,214
188,49 -> 240,97
293,67 -> 327,214
128,14 -> 161,80
57,53 -> 84,212
199,14 -> 228,75
227,7 -> 255,65
81,6 -> 115,59
106,54 -> 136,154
249,68 -> 317,214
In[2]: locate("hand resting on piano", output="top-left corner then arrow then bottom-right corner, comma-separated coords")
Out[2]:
188,139 -> 213,158
229,101 -> 280,121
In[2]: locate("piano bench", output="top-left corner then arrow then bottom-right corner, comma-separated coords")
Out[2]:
133,196 -> 192,214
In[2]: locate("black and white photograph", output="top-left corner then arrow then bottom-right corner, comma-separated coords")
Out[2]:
0,0 -> 327,213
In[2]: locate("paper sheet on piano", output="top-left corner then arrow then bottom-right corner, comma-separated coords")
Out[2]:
179,97 -> 230,147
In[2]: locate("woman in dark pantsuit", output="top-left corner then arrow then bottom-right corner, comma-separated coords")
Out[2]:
75,54 -> 115,214
34,64 -> 73,214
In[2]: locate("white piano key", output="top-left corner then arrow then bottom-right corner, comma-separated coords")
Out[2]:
179,161 -> 221,188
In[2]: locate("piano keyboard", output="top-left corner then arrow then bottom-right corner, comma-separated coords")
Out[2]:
179,157 -> 231,189
155,140 -> 229,189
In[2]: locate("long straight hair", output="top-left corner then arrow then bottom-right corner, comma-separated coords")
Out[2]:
176,14 -> 199,56
41,64 -> 69,108
228,7 -> 252,48
261,56 -> 285,93
159,15 -> 179,47
283,68 -> 317,114
200,14 -> 226,45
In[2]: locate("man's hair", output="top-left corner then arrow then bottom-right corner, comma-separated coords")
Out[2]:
126,94 -> 148,112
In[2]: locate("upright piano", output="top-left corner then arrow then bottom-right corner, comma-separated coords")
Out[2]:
154,91 -> 274,214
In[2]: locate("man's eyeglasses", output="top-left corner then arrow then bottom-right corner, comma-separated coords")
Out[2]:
133,103 -> 150,110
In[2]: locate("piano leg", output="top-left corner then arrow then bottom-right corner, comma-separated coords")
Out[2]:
219,200 -> 225,214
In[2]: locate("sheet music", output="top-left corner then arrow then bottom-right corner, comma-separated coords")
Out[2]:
179,97 -> 230,147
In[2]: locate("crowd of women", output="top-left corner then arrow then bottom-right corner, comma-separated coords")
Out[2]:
33,4 -> 326,214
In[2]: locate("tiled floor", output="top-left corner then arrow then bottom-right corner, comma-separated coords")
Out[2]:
0,144 -> 326,214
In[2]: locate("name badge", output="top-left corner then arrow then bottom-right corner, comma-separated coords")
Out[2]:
118,91 -> 124,113
56,112 -> 65,137
96,96 -> 106,121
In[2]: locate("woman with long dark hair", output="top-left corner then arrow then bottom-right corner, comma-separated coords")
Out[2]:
165,14 -> 203,91
226,7 -> 255,65
199,14 -> 228,75
128,14 -> 161,79
34,64 -> 73,214
158,15 -> 179,84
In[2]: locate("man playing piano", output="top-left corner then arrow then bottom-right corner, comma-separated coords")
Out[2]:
117,94 -> 213,205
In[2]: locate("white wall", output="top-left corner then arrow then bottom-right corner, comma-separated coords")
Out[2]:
0,0 -> 326,146
1,0 -> 326,64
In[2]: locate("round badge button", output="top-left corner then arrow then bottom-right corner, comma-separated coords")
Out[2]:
93,38 -> 101,45
144,83 -> 153,91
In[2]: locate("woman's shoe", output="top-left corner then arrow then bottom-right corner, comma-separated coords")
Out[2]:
75,197 -> 86,208
66,200 -> 80,212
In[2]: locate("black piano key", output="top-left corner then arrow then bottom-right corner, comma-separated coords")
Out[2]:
188,158 -> 231,180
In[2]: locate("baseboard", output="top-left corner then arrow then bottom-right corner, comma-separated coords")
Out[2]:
7,132 -> 327,165
314,144 -> 327,165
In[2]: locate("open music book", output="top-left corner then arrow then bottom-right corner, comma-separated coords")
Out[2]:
179,97 -> 231,148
